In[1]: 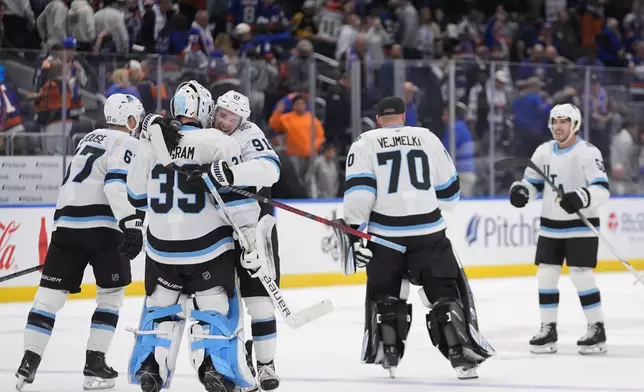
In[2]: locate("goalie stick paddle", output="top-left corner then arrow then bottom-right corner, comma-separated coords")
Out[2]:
0,265 -> 43,284
199,173 -> 334,329
497,157 -> 644,287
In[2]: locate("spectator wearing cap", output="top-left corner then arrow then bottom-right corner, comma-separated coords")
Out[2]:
105,68 -> 141,99
269,94 -> 325,175
68,0 -> 95,52
610,120 -> 641,195
292,0 -> 317,39
34,38 -> 87,119
94,0 -> 129,54
140,0 -> 173,53
37,0 -> 69,49
3,0 -> 35,49
306,143 -> 340,198
287,39 -> 313,93
512,76 -> 552,157
441,103 -> 476,197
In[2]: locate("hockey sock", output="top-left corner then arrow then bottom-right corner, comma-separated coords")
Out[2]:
247,297 -> 277,363
569,267 -> 604,324
24,287 -> 67,356
87,287 -> 125,353
537,264 -> 561,324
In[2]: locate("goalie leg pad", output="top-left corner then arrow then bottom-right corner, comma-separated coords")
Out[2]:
128,298 -> 185,389
361,296 -> 412,366
426,298 -> 486,365
189,289 -> 256,389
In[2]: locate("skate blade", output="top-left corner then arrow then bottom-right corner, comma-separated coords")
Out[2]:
15,375 -> 28,391
578,343 -> 607,355
83,376 -> 116,390
455,366 -> 478,380
387,367 -> 397,379
530,342 -> 557,354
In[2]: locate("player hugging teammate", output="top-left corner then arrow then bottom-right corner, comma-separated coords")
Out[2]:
509,104 -> 610,355
125,81 -> 281,392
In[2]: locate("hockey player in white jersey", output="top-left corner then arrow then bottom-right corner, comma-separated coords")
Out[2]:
509,103 -> 610,355
15,94 -> 145,391
340,97 -> 493,380
195,90 -> 282,391
126,81 -> 260,392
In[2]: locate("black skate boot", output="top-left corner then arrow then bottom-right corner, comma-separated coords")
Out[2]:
577,322 -> 607,355
529,323 -> 558,354
243,340 -> 259,392
257,361 -> 280,391
448,347 -> 479,380
15,350 -> 42,391
381,344 -> 400,378
199,355 -> 236,392
83,350 -> 118,390
136,354 -> 163,392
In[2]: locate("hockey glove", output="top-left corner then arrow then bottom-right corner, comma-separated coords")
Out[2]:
118,215 -> 144,260
140,114 -> 182,152
509,183 -> 529,208
558,185 -> 590,214
332,219 -> 373,269
239,231 -> 264,276
186,160 -> 235,192
353,239 -> 373,268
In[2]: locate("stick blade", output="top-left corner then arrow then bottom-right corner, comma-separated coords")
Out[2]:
285,299 -> 334,329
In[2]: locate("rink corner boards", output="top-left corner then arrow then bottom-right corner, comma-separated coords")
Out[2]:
2,260 -> 644,303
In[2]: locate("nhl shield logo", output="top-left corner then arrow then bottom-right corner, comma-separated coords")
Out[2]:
111,274 -> 120,281
202,271 -> 211,280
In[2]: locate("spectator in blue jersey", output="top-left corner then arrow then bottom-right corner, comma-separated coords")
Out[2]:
227,0 -> 259,34
512,76 -> 551,158
596,18 -> 625,68
403,81 -> 418,126
441,103 -> 476,197
105,68 -> 141,99
187,10 -> 215,56
535,22 -> 560,54
259,0 -> 288,34
517,44 -> 546,81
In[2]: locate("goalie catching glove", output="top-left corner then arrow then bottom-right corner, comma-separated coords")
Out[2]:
333,219 -> 373,274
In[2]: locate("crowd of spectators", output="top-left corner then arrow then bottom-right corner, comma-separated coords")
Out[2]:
0,0 -> 643,198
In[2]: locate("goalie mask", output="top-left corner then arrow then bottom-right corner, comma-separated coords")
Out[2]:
104,93 -> 144,134
548,103 -> 581,144
171,80 -> 214,128
214,90 -> 251,134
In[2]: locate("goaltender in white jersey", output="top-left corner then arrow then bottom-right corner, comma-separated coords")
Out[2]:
510,103 -> 610,356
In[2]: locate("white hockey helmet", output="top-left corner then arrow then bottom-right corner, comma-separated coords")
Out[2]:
104,93 -> 144,133
215,90 -> 251,131
548,103 -> 581,141
171,80 -> 214,128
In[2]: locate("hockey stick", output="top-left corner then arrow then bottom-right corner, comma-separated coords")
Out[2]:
0,265 -> 43,284
199,173 -> 334,329
496,157 -> 644,286
142,116 -> 405,254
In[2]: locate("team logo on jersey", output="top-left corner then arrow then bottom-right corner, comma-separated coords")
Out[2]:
595,159 -> 606,173
112,274 -> 120,281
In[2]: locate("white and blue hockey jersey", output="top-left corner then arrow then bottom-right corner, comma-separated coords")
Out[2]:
228,121 -> 281,189
343,126 -> 460,238
54,129 -> 140,231
126,124 -> 260,265
514,139 -> 610,239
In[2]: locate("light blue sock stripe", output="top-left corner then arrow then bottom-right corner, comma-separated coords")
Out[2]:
538,289 -> 559,294
91,323 -> 116,332
253,333 -> 277,341
578,288 -> 600,297
582,302 -> 601,310
539,304 -> 559,308
26,324 -> 52,336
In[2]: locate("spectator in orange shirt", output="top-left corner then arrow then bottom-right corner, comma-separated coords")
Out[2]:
269,94 -> 324,175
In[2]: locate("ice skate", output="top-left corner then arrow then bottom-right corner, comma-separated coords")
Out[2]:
83,350 -> 118,390
381,345 -> 399,379
136,355 -> 163,392
530,323 -> 558,354
448,348 -> 479,380
577,323 -> 607,355
257,361 -> 280,390
15,350 -> 42,391
199,355 -> 236,392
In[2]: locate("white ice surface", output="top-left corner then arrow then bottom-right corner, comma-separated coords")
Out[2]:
1,273 -> 643,392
